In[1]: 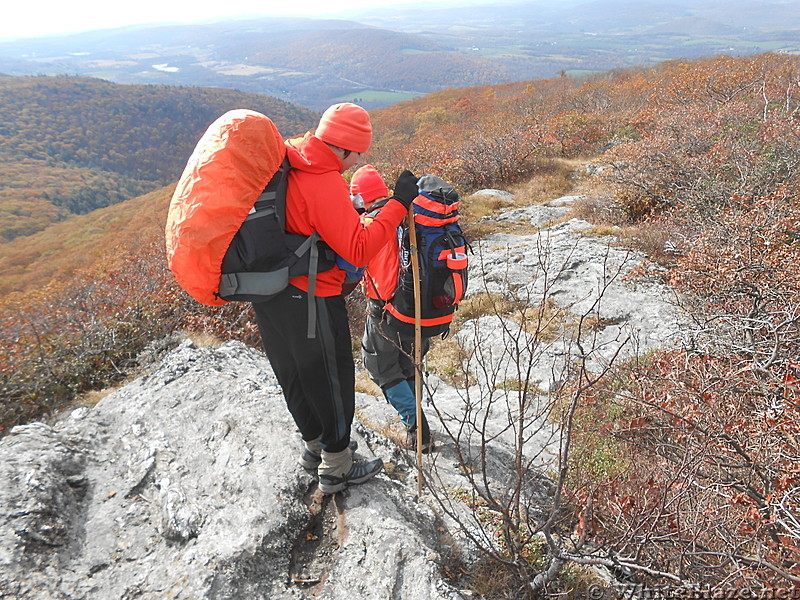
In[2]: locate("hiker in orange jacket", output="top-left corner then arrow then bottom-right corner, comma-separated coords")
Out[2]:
251,104 -> 419,494
351,165 -> 433,452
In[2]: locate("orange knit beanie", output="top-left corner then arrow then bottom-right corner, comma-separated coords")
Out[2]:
316,103 -> 372,153
350,165 -> 390,203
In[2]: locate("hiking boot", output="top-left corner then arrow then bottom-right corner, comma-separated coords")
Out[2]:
406,411 -> 434,453
299,439 -> 358,470
318,457 -> 384,494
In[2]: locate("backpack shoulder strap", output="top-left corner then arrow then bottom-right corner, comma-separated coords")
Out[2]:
273,156 -> 292,230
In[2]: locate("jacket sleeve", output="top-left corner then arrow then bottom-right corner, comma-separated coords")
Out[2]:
362,228 -> 401,301
308,174 -> 408,268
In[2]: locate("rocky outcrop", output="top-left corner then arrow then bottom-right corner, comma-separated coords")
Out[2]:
0,191 -> 688,599
0,341 -> 454,599
467,194 -> 688,389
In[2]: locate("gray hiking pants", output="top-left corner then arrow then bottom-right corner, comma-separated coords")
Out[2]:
360,299 -> 430,390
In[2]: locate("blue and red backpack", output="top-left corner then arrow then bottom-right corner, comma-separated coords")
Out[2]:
385,175 -> 469,338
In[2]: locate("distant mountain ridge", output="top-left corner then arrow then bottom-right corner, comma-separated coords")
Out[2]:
0,0 -> 797,110
0,18 -> 500,110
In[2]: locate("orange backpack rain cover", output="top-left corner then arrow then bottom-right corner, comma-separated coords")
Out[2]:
165,110 -> 286,305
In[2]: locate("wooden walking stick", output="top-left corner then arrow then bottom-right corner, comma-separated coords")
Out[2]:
407,206 -> 424,496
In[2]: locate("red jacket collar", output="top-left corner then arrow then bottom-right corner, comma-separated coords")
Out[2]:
285,133 -> 343,174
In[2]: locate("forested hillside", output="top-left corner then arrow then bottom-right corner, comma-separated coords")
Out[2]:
0,75 -> 317,240
0,184 -> 173,297
2,52 -> 800,591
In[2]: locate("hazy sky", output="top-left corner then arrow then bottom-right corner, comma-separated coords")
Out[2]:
4,0 -> 477,41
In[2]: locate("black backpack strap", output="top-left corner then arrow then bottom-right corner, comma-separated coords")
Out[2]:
306,232 -> 320,339
278,158 -> 321,337
364,198 -> 391,216
274,158 -> 291,230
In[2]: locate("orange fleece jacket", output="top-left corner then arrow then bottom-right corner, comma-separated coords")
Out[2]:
362,208 -> 401,302
284,133 -> 407,296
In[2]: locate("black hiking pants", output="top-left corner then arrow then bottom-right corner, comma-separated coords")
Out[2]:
252,285 -> 354,454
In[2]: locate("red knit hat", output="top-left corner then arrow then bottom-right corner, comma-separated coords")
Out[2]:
350,165 -> 390,203
316,103 -> 372,153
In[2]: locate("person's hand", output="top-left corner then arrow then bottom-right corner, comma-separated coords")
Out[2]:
391,170 -> 418,209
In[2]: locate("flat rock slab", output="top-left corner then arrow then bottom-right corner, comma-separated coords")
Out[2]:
0,341 -> 456,600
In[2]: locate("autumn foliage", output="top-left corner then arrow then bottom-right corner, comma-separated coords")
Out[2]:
0,229 -> 262,433
563,54 -> 800,588
1,52 -> 800,588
